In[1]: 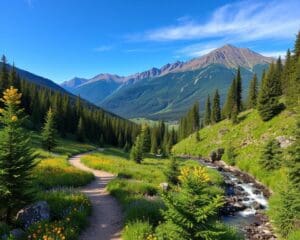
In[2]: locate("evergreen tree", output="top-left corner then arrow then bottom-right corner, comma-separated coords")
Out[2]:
247,74 -> 258,109
223,78 -> 237,119
0,87 -> 36,223
130,135 -> 143,164
287,57 -> 300,108
192,102 -> 200,131
258,63 -> 283,121
260,139 -> 281,171
274,57 -> 283,96
287,120 -> 300,189
158,166 -> 224,239
165,156 -> 180,185
41,108 -> 58,151
236,67 -> 243,112
211,89 -> 221,123
76,116 -> 85,142
150,128 -> 158,154
141,124 -> 151,153
0,55 -> 9,93
282,49 -> 292,95
204,95 -> 211,125
294,31 -> 300,62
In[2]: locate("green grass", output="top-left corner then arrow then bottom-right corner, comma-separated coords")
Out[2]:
30,132 -> 95,189
173,109 -> 298,239
173,109 -> 296,190
81,148 -> 224,239
0,132 -> 96,239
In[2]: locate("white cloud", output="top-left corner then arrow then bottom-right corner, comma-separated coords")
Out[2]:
136,0 -> 300,42
94,45 -> 113,52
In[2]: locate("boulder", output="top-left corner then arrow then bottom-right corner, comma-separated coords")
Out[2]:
159,182 -> 169,191
276,136 -> 294,148
16,201 -> 50,229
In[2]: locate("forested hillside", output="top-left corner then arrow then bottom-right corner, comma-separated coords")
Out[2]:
0,56 -> 138,147
173,32 -> 300,239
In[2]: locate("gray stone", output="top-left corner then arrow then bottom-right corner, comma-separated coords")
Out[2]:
160,182 -> 169,191
276,136 -> 294,148
16,201 -> 50,228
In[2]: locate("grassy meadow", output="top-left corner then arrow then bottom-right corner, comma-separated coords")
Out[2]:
0,132 -> 96,239
81,148 -> 224,239
173,109 -> 296,190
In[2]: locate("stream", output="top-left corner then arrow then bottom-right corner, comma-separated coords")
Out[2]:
194,158 -> 276,240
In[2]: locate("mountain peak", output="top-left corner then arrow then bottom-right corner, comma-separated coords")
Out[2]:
180,44 -> 274,70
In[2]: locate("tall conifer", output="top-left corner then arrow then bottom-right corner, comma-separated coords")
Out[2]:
211,89 -> 221,123
41,108 -> 58,151
204,95 -> 211,125
0,87 -> 36,223
247,74 -> 258,109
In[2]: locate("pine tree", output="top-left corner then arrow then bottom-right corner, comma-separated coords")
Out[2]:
0,55 -> 9,93
258,63 -> 283,121
192,102 -> 200,131
287,57 -> 300,108
41,108 -> 58,151
287,120 -> 300,190
282,49 -> 292,95
150,128 -> 158,154
211,90 -> 221,123
165,156 -> 180,185
204,95 -> 211,125
130,135 -> 143,164
141,124 -> 151,153
76,117 -> 85,142
274,57 -> 283,96
236,67 -> 243,112
260,139 -> 281,171
0,87 -> 36,223
158,166 -> 224,239
294,31 -> 300,62
223,78 -> 237,119
247,74 -> 258,109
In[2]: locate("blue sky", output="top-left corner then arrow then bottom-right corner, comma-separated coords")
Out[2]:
1,0 -> 300,83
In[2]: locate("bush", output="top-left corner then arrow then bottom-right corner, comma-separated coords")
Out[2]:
226,146 -> 236,166
123,221 -> 153,240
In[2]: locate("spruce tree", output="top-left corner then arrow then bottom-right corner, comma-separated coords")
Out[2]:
141,124 -> 151,153
165,156 -> 180,185
41,108 -> 58,151
260,139 -> 281,171
158,166 -> 224,239
130,135 -> 143,164
150,128 -> 158,154
236,67 -> 243,112
288,120 -> 300,189
0,87 -> 36,223
282,49 -> 292,95
224,78 -> 237,119
287,57 -> 300,108
258,63 -> 283,121
204,95 -> 211,125
76,116 -> 85,142
247,74 -> 258,109
192,102 -> 200,131
0,55 -> 9,93
211,89 -> 221,123
294,31 -> 300,62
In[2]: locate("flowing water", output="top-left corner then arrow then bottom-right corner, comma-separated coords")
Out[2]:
197,159 -> 269,229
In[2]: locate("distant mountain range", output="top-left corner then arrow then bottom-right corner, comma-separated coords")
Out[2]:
61,45 -> 274,120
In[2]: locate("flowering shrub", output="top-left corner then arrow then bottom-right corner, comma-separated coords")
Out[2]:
27,189 -> 91,240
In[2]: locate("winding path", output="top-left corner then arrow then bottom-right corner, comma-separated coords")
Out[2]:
69,152 -> 123,240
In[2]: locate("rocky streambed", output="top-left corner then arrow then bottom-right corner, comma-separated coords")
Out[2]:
183,156 -> 277,240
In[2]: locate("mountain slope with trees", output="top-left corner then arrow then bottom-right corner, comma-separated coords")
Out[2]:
62,45 -> 271,120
